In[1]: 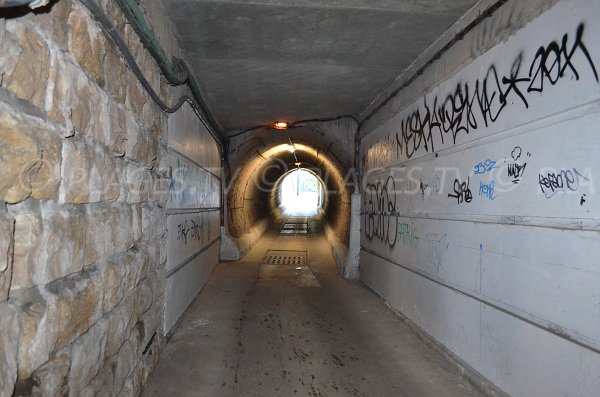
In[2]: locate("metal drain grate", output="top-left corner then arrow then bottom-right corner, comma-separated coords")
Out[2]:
263,250 -> 307,265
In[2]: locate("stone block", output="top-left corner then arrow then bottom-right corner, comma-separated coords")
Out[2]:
1,22 -> 50,108
0,208 -> 14,302
131,272 -> 156,322
45,268 -> 103,351
141,204 -> 166,241
28,0 -> 72,51
30,349 -> 71,397
83,204 -> 134,266
84,83 -> 108,143
103,44 -> 127,104
68,317 -> 108,393
9,200 -> 85,290
11,287 -> 59,381
123,247 -> 148,294
126,72 -> 145,119
68,7 -> 105,83
126,164 -> 153,203
105,304 -> 133,357
60,138 -> 121,203
79,355 -> 114,397
107,102 -> 128,156
99,257 -> 128,314
111,333 -> 138,394
0,109 -> 61,203
119,360 -> 143,397
123,112 -> 159,167
0,303 -> 19,397
132,205 -> 143,244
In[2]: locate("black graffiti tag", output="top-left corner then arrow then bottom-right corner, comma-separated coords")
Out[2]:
538,168 -> 589,198
364,176 -> 398,247
370,24 -> 598,166
448,177 -> 473,204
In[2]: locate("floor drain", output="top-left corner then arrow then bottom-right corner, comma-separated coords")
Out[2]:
263,250 -> 307,265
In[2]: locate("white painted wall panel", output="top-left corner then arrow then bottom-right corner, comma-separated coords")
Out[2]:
480,307 -> 600,397
166,210 -> 220,272
164,104 -> 222,332
165,151 -> 221,210
359,0 -> 600,394
167,102 -> 221,174
164,241 -> 220,332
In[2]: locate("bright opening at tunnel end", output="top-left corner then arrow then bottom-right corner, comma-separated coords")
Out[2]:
279,169 -> 323,216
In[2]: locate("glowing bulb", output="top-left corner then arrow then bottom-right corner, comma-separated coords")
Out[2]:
273,121 -> 289,130
294,162 -> 301,166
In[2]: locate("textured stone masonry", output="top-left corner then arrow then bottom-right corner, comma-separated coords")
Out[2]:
0,0 -> 181,395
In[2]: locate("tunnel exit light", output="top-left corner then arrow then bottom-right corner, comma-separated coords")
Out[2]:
273,121 -> 289,130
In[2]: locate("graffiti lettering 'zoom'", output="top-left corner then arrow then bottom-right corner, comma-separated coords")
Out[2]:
364,176 -> 398,247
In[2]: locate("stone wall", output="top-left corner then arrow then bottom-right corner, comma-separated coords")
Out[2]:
0,0 -> 202,395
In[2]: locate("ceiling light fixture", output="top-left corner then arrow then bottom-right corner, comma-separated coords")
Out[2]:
273,121 -> 289,130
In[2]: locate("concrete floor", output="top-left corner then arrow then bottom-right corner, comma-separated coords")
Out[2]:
143,217 -> 482,397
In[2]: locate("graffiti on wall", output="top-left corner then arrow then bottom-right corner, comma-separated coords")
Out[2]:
362,24 -> 598,171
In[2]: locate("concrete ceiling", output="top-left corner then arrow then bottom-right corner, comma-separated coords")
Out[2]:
163,0 -> 480,131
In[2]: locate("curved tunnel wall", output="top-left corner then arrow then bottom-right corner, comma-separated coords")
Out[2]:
227,143 -> 352,239
225,141 -> 353,257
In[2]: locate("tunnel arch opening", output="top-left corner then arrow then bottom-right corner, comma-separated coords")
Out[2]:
273,168 -> 325,216
224,140 -> 354,261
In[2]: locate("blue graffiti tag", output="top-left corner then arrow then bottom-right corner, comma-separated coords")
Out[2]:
479,180 -> 497,201
473,159 -> 497,175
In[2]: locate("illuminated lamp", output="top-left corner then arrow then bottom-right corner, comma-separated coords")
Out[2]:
294,162 -> 301,166
273,121 -> 289,130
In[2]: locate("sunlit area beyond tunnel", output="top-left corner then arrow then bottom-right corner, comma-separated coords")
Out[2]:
278,169 -> 324,216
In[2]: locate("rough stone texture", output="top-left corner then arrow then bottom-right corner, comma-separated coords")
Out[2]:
11,287 -> 60,381
1,22 -> 50,108
30,349 -> 71,397
141,204 -> 167,241
0,303 -> 19,397
46,269 -> 103,351
60,137 -> 121,203
68,318 -> 108,393
9,200 -> 85,290
0,0 -> 192,394
68,7 -> 105,83
83,204 -> 135,266
105,304 -> 133,357
103,44 -> 127,104
27,0 -> 72,51
123,112 -> 159,167
0,109 -> 61,203
0,207 -> 14,302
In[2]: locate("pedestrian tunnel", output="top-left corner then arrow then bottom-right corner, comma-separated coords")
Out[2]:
221,140 -> 356,268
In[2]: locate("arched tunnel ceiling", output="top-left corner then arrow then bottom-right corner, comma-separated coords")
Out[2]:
162,0 -> 481,130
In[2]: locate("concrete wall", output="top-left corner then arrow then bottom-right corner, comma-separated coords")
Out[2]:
0,0 -> 220,395
359,0 -> 600,395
